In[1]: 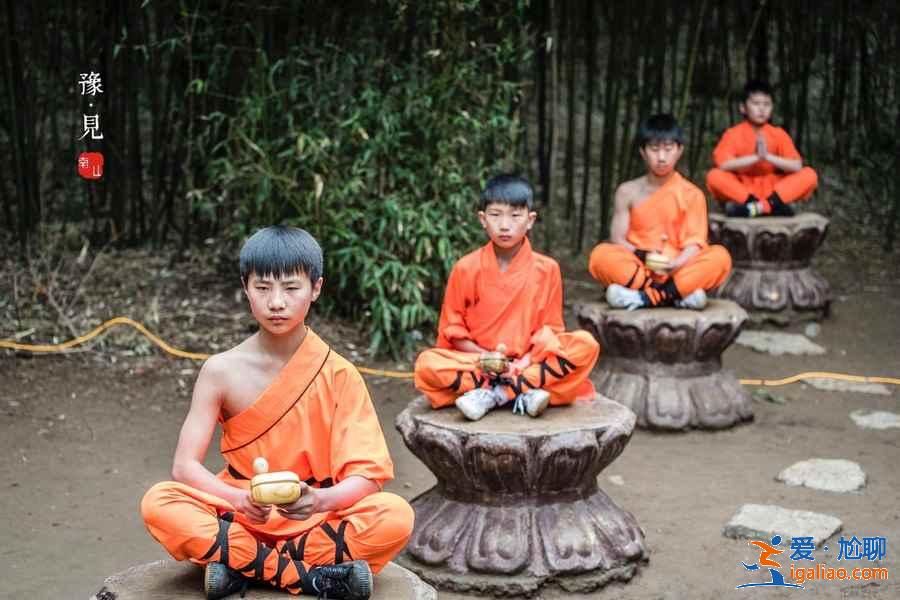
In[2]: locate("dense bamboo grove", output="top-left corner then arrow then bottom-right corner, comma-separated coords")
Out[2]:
2,0 -> 898,353
526,0 -> 900,249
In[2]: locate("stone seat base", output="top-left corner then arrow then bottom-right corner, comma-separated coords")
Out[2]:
709,212 -> 831,321
576,299 -> 752,430
395,395 -> 647,595
90,560 -> 435,600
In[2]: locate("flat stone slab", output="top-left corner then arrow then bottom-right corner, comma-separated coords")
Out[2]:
850,410 -> 900,430
403,390 -> 636,436
723,504 -> 842,547
735,330 -> 825,355
90,559 -> 436,600
776,458 -> 867,493
804,378 -> 891,395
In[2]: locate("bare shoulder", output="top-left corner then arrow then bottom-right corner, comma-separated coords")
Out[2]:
615,177 -> 644,207
197,336 -> 257,387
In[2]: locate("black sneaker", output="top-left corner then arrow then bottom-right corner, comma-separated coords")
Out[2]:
205,562 -> 250,599
303,560 -> 373,600
725,201 -> 762,218
768,197 -> 795,216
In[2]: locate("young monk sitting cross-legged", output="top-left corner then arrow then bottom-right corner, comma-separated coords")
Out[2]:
141,226 -> 413,600
589,114 -> 732,310
414,175 -> 600,421
706,80 -> 818,217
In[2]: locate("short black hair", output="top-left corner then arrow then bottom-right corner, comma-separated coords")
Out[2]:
743,79 -> 774,102
636,113 -> 684,148
480,174 -> 534,211
239,225 -> 323,285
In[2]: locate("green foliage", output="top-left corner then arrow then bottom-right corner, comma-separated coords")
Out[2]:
201,34 -> 523,356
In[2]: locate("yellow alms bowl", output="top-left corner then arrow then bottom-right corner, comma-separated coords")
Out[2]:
250,471 -> 302,505
645,252 -> 670,272
480,353 -> 509,374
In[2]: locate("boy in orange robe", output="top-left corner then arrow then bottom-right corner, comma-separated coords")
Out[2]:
414,175 -> 600,421
589,114 -> 732,310
706,80 -> 818,217
140,226 -> 413,600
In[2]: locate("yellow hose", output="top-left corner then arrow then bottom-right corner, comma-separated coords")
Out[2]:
2,317 -> 898,386
2,317 -> 210,360
738,373 -> 900,387
0,316 -> 414,379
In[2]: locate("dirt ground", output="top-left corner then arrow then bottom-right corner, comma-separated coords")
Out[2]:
2,221 -> 899,599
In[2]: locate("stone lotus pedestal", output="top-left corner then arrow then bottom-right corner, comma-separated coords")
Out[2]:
394,394 -> 647,596
708,212 -> 831,322
90,560 -> 435,599
575,300 -> 752,430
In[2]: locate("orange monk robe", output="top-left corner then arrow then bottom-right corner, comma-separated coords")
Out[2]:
141,330 -> 413,594
415,238 -> 600,409
706,121 -> 818,204
589,172 -> 732,300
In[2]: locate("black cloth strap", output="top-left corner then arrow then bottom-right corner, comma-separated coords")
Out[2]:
238,539 -> 273,580
510,356 -> 577,395
447,369 -> 486,392
227,464 -> 333,488
624,263 -> 642,288
280,532 -> 309,562
200,512 -> 235,565
320,521 -> 353,564
276,531 -> 310,590
222,348 -> 331,454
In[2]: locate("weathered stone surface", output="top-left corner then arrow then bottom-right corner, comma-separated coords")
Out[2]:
89,560 -> 435,600
776,458 -> 867,493
850,410 -> 900,430
804,378 -> 891,395
735,330 -> 826,356
723,504 -> 842,547
395,394 -> 647,595
575,300 -> 752,430
709,212 -> 831,320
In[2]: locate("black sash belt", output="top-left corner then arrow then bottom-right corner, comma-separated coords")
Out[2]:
227,464 -> 333,489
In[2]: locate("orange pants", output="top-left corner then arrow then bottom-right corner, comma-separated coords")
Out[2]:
414,331 -> 599,409
588,243 -> 732,299
706,167 -> 818,205
141,481 -> 413,594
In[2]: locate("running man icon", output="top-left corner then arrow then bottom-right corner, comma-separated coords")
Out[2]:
736,535 -> 804,589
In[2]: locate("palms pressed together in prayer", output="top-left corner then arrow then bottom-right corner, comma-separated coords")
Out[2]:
755,133 -> 768,161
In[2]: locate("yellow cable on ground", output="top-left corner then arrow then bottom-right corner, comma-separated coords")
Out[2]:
738,373 -> 900,387
2,317 -> 898,386
0,316 -> 414,378
1,316 -> 210,361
